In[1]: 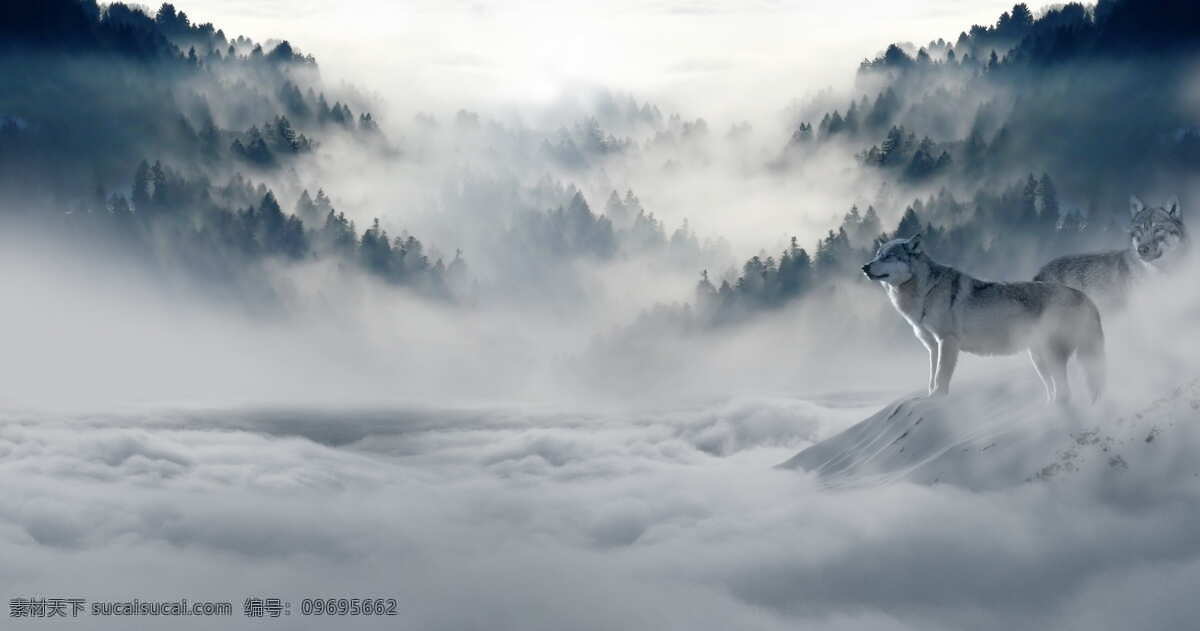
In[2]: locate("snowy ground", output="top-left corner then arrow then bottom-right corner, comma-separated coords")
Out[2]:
780,369 -> 1179,490
4,373 -> 1200,630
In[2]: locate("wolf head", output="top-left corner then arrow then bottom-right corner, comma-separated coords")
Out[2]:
1129,196 -> 1187,266
862,234 -> 925,286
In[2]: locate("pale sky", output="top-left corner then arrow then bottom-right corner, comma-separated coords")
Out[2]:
176,0 -> 1023,119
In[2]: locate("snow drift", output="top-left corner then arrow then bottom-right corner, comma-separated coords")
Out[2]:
780,369 -> 1200,492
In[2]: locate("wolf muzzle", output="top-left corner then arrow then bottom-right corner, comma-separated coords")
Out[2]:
861,264 -> 886,280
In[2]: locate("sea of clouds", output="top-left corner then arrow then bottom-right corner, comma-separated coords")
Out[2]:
4,371 -> 1200,630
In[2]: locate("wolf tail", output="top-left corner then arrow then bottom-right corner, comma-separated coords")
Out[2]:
1078,302 -> 1106,403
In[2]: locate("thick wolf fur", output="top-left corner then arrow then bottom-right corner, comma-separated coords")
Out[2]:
863,234 -> 1105,403
1034,196 -> 1187,310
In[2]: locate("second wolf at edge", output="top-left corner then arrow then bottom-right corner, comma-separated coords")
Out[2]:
1035,196 -> 1188,312
863,234 -> 1105,403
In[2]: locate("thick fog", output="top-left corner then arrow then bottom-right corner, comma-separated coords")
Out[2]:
1,0 -> 1032,410
183,0 -> 1020,117
4,1 -> 1200,629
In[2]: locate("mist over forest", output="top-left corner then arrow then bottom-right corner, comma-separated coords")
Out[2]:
6,0 -> 1199,406
5,1 -> 1200,629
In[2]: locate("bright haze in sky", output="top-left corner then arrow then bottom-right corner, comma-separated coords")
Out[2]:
178,0 -> 1020,120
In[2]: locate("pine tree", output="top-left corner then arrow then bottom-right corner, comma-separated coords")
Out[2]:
447,248 -> 468,290
880,126 -> 909,165
790,122 -> 813,144
315,189 -> 333,215
605,190 -> 628,227
1020,173 -> 1039,225
360,218 -> 392,276
150,161 -> 169,208
695,269 -> 717,315
1037,173 -> 1059,230
860,206 -> 882,244
844,101 -> 859,135
895,207 -> 922,238
904,137 -> 938,179
825,110 -> 845,138
358,112 -> 379,133
198,118 -> 220,159
867,88 -> 899,130
295,189 -> 317,223
132,160 -> 151,212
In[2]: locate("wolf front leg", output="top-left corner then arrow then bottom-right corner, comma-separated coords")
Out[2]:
914,326 -> 938,394
930,337 -> 959,397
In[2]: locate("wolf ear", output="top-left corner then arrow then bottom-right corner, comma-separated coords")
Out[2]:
1166,196 -> 1181,218
1130,195 -> 1145,217
907,233 -> 923,253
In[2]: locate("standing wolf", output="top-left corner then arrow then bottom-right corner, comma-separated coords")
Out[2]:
1034,196 -> 1187,309
862,234 -> 1105,403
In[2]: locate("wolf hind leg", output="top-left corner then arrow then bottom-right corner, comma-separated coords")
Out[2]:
1075,306 -> 1106,403
1048,345 -> 1072,404
1028,349 -> 1055,402
930,337 -> 959,397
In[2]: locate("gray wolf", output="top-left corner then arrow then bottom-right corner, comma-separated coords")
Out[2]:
1034,196 -> 1187,310
862,234 -> 1105,403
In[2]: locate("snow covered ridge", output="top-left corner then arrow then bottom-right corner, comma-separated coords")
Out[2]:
780,373 -> 1200,491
